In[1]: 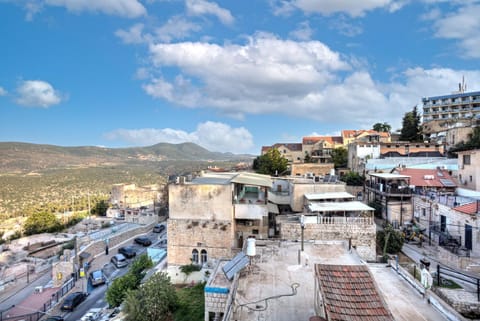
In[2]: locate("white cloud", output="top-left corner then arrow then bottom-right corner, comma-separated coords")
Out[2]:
329,16 -> 363,37
0,86 -> 7,96
273,0 -> 396,17
44,0 -> 146,18
104,121 -> 254,153
115,24 -> 147,44
15,80 -> 64,107
432,4 -> 480,58
155,15 -> 202,42
186,0 -> 234,25
289,21 -> 314,41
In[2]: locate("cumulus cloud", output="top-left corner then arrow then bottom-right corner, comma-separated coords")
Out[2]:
0,86 -> 7,96
115,24 -> 148,44
186,0 -> 234,25
15,80 -> 64,107
155,15 -> 202,42
44,0 -> 146,18
139,31 -> 480,132
289,21 -> 314,41
273,0 -> 397,17
432,4 -> 480,58
104,121 -> 254,153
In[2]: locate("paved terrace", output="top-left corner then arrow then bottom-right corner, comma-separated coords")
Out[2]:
224,240 -> 447,321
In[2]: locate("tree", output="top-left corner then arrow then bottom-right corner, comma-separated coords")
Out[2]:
23,212 -> 63,235
330,147 -> 348,168
123,272 -> 178,321
340,171 -> 365,186
253,148 -> 288,176
304,151 -> 312,163
129,254 -> 153,282
372,122 -> 391,133
92,199 -> 109,216
377,224 -> 404,255
450,127 -> 480,153
400,106 -> 422,142
106,272 -> 139,308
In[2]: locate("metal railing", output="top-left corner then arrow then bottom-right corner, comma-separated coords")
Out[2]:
436,264 -> 480,301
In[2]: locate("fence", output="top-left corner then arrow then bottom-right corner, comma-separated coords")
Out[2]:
436,264 -> 480,301
0,277 -> 76,321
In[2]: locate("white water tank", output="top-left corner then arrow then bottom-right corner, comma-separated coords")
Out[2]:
246,237 -> 256,257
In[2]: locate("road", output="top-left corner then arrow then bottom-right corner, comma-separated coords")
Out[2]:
63,231 -> 166,321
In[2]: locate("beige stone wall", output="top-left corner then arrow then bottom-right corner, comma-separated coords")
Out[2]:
386,201 -> 413,226
290,182 -> 346,212
290,163 -> 333,177
458,150 -> 480,191
205,292 -> 228,313
167,219 -> 233,265
169,184 -> 233,221
280,222 -> 376,261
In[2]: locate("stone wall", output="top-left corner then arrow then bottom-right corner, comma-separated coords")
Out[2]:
280,221 -> 376,261
205,292 -> 228,313
169,184 -> 233,221
290,182 -> 346,212
167,219 -> 233,265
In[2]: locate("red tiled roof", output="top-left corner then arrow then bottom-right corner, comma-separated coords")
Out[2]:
342,129 -> 390,139
396,168 -> 457,188
454,202 -> 480,215
315,264 -> 394,321
273,143 -> 303,151
303,136 -> 343,145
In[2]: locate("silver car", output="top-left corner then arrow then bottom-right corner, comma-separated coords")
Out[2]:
111,253 -> 128,268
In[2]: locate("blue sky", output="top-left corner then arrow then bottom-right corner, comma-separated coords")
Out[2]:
1,0 -> 479,155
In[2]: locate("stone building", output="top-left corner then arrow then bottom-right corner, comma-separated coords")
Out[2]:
110,183 -> 163,209
167,172 -> 273,266
457,149 -> 480,191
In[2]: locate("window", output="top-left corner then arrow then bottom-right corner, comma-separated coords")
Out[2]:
463,154 -> 471,165
422,208 -> 426,217
470,175 -> 473,182
192,249 -> 199,264
200,250 -> 207,264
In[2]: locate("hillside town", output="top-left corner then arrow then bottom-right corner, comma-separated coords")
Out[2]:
2,88 -> 480,321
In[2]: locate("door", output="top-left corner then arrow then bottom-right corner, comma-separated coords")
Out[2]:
465,224 -> 473,250
440,215 -> 446,232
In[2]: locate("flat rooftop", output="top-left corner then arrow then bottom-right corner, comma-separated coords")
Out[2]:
226,240 -> 447,321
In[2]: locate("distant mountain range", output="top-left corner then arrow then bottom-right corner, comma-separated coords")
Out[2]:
0,142 -> 255,173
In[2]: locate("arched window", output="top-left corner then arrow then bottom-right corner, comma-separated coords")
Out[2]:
192,249 -> 199,264
201,249 -> 207,264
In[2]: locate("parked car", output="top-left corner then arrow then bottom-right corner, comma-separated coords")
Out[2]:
111,253 -> 128,268
61,292 -> 86,311
89,270 -> 106,287
45,317 -> 64,321
118,246 -> 136,258
80,308 -> 102,321
153,224 -> 165,233
134,236 -> 152,246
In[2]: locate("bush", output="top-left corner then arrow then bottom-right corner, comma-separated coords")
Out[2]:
377,224 -> 404,255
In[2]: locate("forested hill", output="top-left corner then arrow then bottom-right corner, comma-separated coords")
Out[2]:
0,141 -> 253,173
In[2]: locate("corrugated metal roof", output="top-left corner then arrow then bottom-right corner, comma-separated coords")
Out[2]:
191,172 -> 272,187
368,173 -> 410,179
308,201 -> 374,212
230,172 -> 272,187
267,202 -> 279,214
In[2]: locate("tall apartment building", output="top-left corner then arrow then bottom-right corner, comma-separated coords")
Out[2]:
422,90 -> 480,147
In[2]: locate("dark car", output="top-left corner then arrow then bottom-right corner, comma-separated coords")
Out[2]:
61,292 -> 86,311
153,224 -> 165,233
134,236 -> 152,246
89,270 -> 106,287
118,246 -> 136,258
45,317 -> 64,321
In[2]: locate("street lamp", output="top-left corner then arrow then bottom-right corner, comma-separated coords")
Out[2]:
300,214 -> 305,252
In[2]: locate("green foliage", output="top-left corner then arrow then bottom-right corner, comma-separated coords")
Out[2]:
23,212 -> 63,235
377,224 -> 404,255
180,264 -> 202,276
373,122 -> 391,133
92,199 -> 109,216
123,272 -> 178,321
330,147 -> 348,168
450,127 -> 480,153
174,283 -> 205,321
340,171 -> 365,186
8,230 -> 22,241
304,151 -> 312,163
106,272 -> 139,308
400,106 -> 422,142
130,254 -> 154,281
106,254 -> 154,308
253,149 -> 288,176
368,201 -> 383,218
